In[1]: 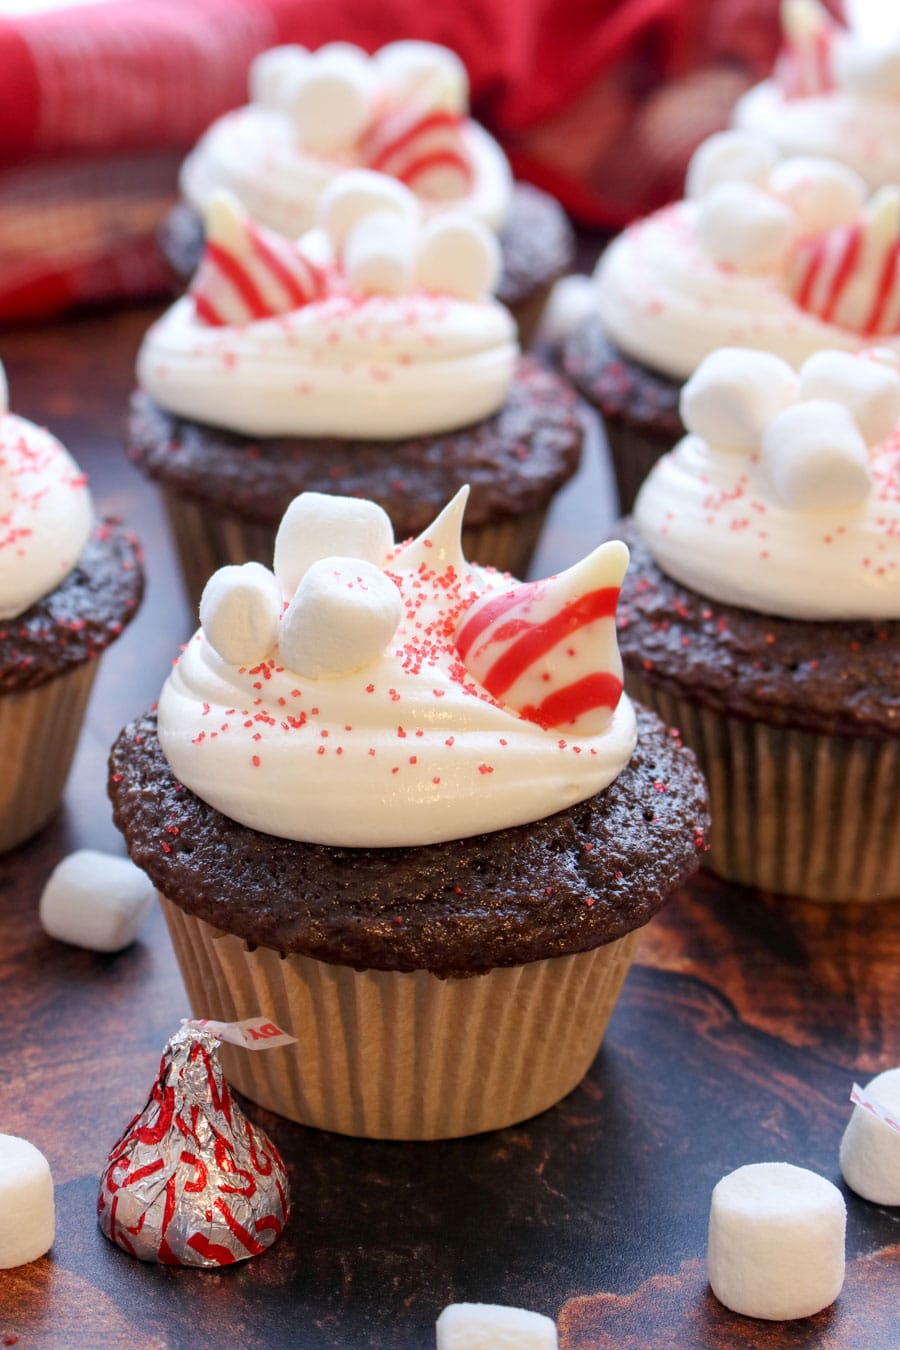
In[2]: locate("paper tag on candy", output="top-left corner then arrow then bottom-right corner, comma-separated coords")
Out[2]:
182,1016 -> 298,1049
850,1083 -> 900,1135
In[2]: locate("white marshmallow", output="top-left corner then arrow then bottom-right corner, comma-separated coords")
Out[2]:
695,182 -> 797,273
273,492 -> 394,598
278,556 -> 401,678
199,561 -> 282,667
834,38 -> 900,102
685,130 -> 778,201
799,350 -> 900,446
681,349 -> 799,452
839,1068 -> 900,1206
375,40 -> 468,115
39,850 -> 155,953
344,209 -> 417,295
291,45 -> 374,155
0,359 -> 8,417
762,400 -> 873,510
769,158 -> 867,234
317,170 -> 419,251
435,1303 -> 558,1350
416,214 -> 500,299
248,45 -> 309,110
535,274 -> 597,347
0,1136 -> 54,1269
707,1162 -> 846,1321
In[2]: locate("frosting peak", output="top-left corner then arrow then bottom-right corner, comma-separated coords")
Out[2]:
0,360 -> 94,620
157,491 -> 637,846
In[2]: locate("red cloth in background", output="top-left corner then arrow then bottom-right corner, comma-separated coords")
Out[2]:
0,0 -> 841,320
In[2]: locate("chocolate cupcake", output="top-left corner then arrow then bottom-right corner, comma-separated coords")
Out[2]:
161,40 -> 574,344
616,346 -> 900,901
131,175 -> 582,608
109,489 -> 709,1139
563,128 -> 900,512
0,364 -> 143,851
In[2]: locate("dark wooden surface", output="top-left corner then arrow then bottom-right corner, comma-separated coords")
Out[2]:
0,306 -> 898,1350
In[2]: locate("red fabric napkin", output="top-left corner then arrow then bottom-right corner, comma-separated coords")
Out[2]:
0,0 -> 840,320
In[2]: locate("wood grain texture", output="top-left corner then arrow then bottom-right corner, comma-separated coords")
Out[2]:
1,307 -> 898,1349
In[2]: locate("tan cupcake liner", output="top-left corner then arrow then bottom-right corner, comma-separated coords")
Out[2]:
603,418 -> 680,515
0,662 -> 99,853
162,489 -> 549,612
627,673 -> 900,902
161,895 -> 642,1139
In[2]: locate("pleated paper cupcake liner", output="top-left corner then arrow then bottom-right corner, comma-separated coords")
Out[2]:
161,895 -> 642,1140
626,674 -> 900,902
0,662 -> 98,853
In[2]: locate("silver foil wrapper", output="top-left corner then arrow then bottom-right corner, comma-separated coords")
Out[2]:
97,1025 -> 290,1266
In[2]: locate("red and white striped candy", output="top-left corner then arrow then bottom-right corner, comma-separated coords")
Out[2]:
190,191 -> 325,327
361,106 -> 473,202
775,0 -> 839,99
455,541 -> 628,734
785,187 -> 900,337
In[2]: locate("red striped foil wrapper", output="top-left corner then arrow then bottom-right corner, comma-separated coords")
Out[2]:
97,1025 -> 289,1266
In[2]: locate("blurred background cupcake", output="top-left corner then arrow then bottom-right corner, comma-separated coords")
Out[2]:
0,361 -> 143,853
129,173 -> 583,606
615,345 -> 900,902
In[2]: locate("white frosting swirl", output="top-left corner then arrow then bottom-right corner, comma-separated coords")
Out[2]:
137,287 -> 517,438
180,101 -> 512,238
594,201 -> 900,381
157,494 -> 637,847
634,350 -> 900,620
0,406 -> 94,620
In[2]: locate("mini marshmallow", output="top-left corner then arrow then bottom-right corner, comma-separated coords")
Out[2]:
707,1162 -> 846,1321
695,182 -> 797,273
375,40 -> 468,115
291,45 -> 374,155
344,209 -> 417,295
681,349 -> 799,452
769,157 -> 867,234
833,38 -> 900,102
273,492 -> 394,598
535,274 -> 598,347
39,850 -> 155,952
248,45 -> 309,110
762,400 -> 872,510
0,1135 -> 54,1269
799,351 -> 900,446
318,170 -> 419,251
685,130 -> 778,201
278,556 -> 401,678
199,561 -> 282,666
839,1068 -> 900,1206
416,214 -> 500,300
435,1303 -> 558,1350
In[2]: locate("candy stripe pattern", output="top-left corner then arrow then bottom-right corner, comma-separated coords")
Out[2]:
97,1026 -> 290,1266
362,108 -> 473,201
785,189 -> 900,336
189,192 -> 324,327
455,541 -> 628,734
774,0 -> 838,99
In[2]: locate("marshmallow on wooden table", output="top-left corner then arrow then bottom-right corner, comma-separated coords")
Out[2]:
200,561 -> 282,667
291,44 -> 374,155
0,1135 -> 54,1268
40,850 -> 154,952
681,349 -> 798,453
799,351 -> 900,446
435,1303 -> 558,1349
273,492 -> 393,598
279,556 -> 401,678
695,182 -> 797,273
685,130 -> 778,200
839,1068 -> 900,1206
707,1162 -> 846,1320
762,400 -> 872,510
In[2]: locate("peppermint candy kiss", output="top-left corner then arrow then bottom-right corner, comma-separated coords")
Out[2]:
775,0 -> 838,98
455,541 -> 628,734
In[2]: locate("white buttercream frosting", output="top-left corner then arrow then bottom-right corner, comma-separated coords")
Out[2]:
634,347 -> 900,620
139,178 -> 517,438
157,490 -> 637,847
180,41 -> 512,238
0,368 -> 94,620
